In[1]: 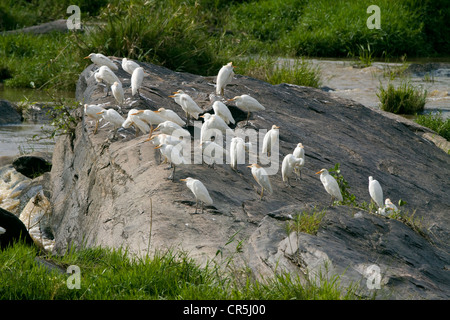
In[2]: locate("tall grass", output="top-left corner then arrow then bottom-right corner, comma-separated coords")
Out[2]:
415,111 -> 450,141
377,81 -> 427,114
0,242 -> 362,300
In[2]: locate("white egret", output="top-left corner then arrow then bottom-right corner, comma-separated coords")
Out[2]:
131,67 -> 144,96
282,154 -> 305,187
84,104 -> 105,134
155,107 -> 186,127
262,125 -> 280,157
131,110 -> 166,137
180,177 -> 213,214
111,81 -> 124,107
0,226 -> 5,235
384,198 -> 399,215
228,94 -> 265,125
154,120 -> 190,139
123,108 -> 150,136
368,176 -> 383,209
200,140 -> 228,168
216,62 -> 235,96
96,109 -> 125,138
155,143 -> 185,181
316,168 -> 343,205
169,91 -> 203,125
94,66 -> 120,97
293,143 -> 305,179
230,137 -> 247,171
247,163 -> 272,200
121,57 -> 140,75
84,53 -> 118,71
200,113 -> 232,142
149,133 -> 183,147
212,100 -> 235,125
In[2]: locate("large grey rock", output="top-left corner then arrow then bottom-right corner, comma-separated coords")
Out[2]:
49,60 -> 450,299
0,100 -> 22,125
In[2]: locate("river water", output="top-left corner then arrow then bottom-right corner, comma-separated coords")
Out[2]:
0,59 -> 449,159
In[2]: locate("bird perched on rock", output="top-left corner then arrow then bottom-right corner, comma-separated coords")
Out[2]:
111,81 -> 124,108
85,53 -> 118,71
121,57 -> 140,75
200,113 -> 232,142
180,177 -> 213,214
216,62 -> 235,96
368,176 -> 383,209
247,163 -> 272,200
383,198 -> 399,215
169,91 -> 203,125
94,66 -> 121,97
96,109 -> 125,139
200,140 -> 228,168
228,94 -> 265,125
131,110 -> 166,137
316,168 -> 343,205
155,143 -> 186,181
154,121 -> 190,139
131,67 -> 145,96
262,125 -> 280,157
230,137 -> 251,172
293,143 -> 305,179
212,100 -> 235,125
122,108 -> 150,136
282,154 -> 304,187
154,107 -> 186,127
84,104 -> 105,134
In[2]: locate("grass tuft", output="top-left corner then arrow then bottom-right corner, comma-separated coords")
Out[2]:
377,80 -> 427,115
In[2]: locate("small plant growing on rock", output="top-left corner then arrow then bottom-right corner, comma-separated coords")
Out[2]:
328,163 -> 356,206
377,80 -> 427,114
285,208 -> 327,236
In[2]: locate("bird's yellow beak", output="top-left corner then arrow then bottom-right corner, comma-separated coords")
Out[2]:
180,178 -> 187,181
275,125 -> 280,129
199,115 -> 205,118
131,110 -> 143,115
96,111 -> 103,114
227,98 -> 235,102
168,95 -> 175,98
247,165 -> 253,168
154,145 -> 161,149
84,56 -> 90,59
315,170 -> 322,174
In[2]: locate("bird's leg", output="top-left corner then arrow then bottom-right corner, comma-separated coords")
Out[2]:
94,120 -> 99,134
260,188 -> 264,201
195,201 -> 199,214
171,165 -> 176,182
201,202 -> 204,214
246,112 -> 250,126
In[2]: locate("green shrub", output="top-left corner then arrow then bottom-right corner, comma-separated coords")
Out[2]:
415,111 -> 450,141
377,81 -> 427,114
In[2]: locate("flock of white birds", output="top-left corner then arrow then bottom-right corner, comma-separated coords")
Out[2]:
81,53 -> 399,216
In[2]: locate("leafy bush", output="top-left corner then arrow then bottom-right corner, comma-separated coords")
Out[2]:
415,111 -> 450,141
377,81 -> 427,114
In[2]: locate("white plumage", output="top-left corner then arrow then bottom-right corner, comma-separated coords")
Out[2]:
316,168 -> 343,204
262,125 -> 279,157
96,108 -> 125,138
154,120 -> 190,139
293,143 -> 305,179
384,198 -> 399,214
84,104 -> 105,134
180,177 -> 213,213
155,107 -> 186,127
369,176 -> 384,209
111,81 -> 124,107
0,226 -> 5,235
155,143 -> 186,181
228,94 -> 265,124
123,108 -> 150,135
94,66 -> 120,96
212,100 -> 235,124
248,163 -> 272,200
200,113 -> 232,142
170,91 -> 203,124
85,53 -> 118,71
131,110 -> 166,136
131,67 -> 144,96
121,57 -> 140,75
201,140 -> 228,168
282,154 -> 305,187
230,137 -> 250,171
216,62 -> 235,96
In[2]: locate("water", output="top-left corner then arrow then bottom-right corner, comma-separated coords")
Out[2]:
0,86 -> 74,158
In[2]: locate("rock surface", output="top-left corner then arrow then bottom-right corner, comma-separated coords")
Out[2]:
0,206 -> 35,250
49,60 -> 450,299
12,152 -> 52,179
0,100 -> 22,125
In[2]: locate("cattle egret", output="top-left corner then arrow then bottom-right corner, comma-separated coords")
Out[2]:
247,163 -> 272,200
155,107 -> 186,127
154,121 -> 190,139
216,62 -> 235,96
180,177 -> 213,214
84,53 -> 118,71
94,66 -> 120,97
316,168 -> 343,205
111,81 -> 124,107
262,125 -> 280,157
230,137 -> 251,171
200,113 -> 232,142
121,57 -> 140,75
155,143 -> 185,181
228,94 -> 265,125
384,198 -> 399,215
0,226 -> 5,235
131,110 -> 166,137
131,67 -> 144,96
149,133 -> 183,147
282,154 -> 305,187
96,109 -> 125,138
84,104 -> 105,134
123,109 -> 150,136
293,143 -> 305,179
212,100 -> 235,125
368,176 -> 383,209
169,91 -> 203,125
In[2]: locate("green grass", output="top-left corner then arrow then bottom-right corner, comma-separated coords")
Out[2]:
414,111 -> 450,141
0,242 -> 362,300
377,81 -> 427,114
285,208 -> 327,235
